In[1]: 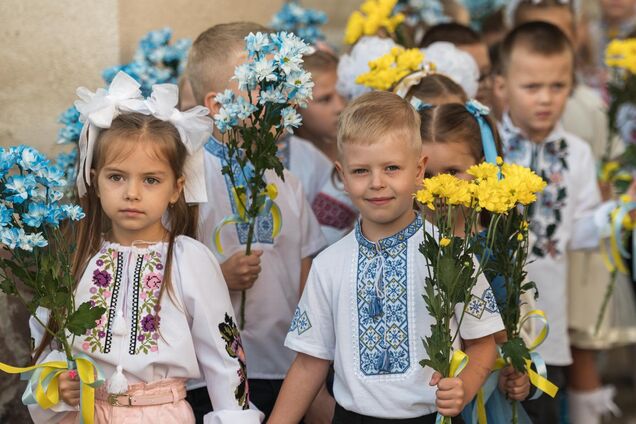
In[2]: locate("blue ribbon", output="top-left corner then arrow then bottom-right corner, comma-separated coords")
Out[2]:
465,99 -> 498,166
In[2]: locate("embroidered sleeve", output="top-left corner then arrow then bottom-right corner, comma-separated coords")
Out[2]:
284,264 -> 335,360
293,175 -> 328,259
174,237 -> 256,415
569,143 -> 602,250
456,272 -> 504,340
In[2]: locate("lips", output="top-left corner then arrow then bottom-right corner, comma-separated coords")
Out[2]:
366,197 -> 393,206
120,208 -> 144,216
535,111 -> 552,120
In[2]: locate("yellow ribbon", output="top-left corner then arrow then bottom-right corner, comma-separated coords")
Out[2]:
0,356 -> 102,424
213,184 -> 282,256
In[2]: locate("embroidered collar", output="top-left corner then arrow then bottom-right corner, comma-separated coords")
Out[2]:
204,135 -> 227,159
355,214 -> 422,251
501,112 -> 566,146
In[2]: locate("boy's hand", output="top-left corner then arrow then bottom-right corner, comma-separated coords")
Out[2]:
498,365 -> 530,401
220,250 -> 263,291
430,372 -> 465,417
58,370 -> 80,407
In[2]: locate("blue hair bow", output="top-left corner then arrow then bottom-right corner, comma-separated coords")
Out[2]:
410,97 -> 432,112
465,99 -> 498,165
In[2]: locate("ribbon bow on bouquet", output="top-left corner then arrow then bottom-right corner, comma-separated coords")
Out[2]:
0,354 -> 104,424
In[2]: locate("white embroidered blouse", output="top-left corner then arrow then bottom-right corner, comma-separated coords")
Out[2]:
29,236 -> 261,424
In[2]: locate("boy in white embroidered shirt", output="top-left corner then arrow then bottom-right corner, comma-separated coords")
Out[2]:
268,91 -> 504,423
493,21 -> 608,423
185,22 -> 328,421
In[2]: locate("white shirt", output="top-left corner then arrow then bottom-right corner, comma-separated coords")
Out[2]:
499,114 -> 602,366
29,236 -> 261,424
285,215 -> 504,418
278,135 -> 333,204
198,137 -> 327,379
310,173 -> 358,246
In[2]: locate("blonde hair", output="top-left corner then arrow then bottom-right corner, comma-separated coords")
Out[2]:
337,91 -> 421,154
186,22 -> 269,105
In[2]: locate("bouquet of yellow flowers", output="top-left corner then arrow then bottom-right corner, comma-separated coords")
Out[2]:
344,0 -> 405,45
355,46 -> 424,91
415,159 -> 547,424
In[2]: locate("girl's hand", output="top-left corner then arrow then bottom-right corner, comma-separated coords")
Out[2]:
498,365 -> 530,401
430,372 -> 465,417
58,370 -> 81,407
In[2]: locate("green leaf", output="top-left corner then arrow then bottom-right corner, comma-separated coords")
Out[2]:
66,302 -> 106,336
500,337 -> 531,373
0,278 -> 17,295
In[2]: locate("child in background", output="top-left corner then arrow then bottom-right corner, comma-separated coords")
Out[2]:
268,91 -> 504,424
399,72 -> 468,106
511,3 -> 635,422
29,73 -> 261,424
297,50 -> 357,245
494,22 -> 606,423
185,22 -> 328,421
420,23 -> 492,107
296,50 -> 346,163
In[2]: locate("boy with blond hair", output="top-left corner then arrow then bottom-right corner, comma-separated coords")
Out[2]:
185,22 -> 328,421
268,91 -> 504,423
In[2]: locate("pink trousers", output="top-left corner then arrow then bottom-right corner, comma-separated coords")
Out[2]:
59,378 -> 194,424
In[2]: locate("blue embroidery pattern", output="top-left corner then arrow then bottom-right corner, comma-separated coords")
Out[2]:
205,137 -> 275,245
466,295 -> 486,319
354,215 -> 421,376
289,307 -> 312,335
482,287 -> 498,314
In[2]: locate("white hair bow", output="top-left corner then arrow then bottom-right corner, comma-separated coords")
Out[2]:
145,84 -> 213,203
75,71 -> 148,198
75,71 -> 213,204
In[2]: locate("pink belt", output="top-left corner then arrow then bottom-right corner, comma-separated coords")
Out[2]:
96,378 -> 187,407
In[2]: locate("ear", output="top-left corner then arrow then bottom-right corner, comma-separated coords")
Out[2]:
171,175 -> 186,205
493,74 -> 506,101
416,152 -> 428,182
204,91 -> 221,117
334,160 -> 348,193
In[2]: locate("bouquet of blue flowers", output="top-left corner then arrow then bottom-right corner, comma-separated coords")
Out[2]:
103,28 -> 191,97
270,1 -> 328,45
213,31 -> 314,329
0,145 -> 105,360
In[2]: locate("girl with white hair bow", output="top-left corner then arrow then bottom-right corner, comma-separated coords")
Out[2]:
28,71 -> 263,424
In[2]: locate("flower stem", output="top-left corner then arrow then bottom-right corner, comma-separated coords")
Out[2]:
512,399 -> 518,424
595,270 -> 617,335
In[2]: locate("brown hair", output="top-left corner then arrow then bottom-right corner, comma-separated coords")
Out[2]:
34,113 -> 197,361
513,0 -> 575,27
419,103 -> 502,163
420,22 -> 482,48
187,22 -> 270,105
303,50 -> 338,74
500,21 -> 574,75
337,91 -> 421,154
404,73 -> 468,105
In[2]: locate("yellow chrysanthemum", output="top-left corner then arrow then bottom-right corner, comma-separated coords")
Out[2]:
415,188 -> 435,209
356,46 -> 424,91
605,38 -> 636,73
600,161 -> 620,182
466,162 -> 499,182
344,0 -> 405,45
440,237 -> 451,247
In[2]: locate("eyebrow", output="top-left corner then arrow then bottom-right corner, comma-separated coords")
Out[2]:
102,167 -> 168,176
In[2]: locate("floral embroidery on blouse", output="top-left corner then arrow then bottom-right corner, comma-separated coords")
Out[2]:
219,313 -> 249,409
82,247 -> 163,355
501,117 -> 568,260
130,250 -> 163,355
83,247 -> 122,354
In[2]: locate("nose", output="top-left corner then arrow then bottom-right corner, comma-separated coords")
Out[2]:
369,170 -> 385,190
538,87 -> 552,104
124,179 -> 141,201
